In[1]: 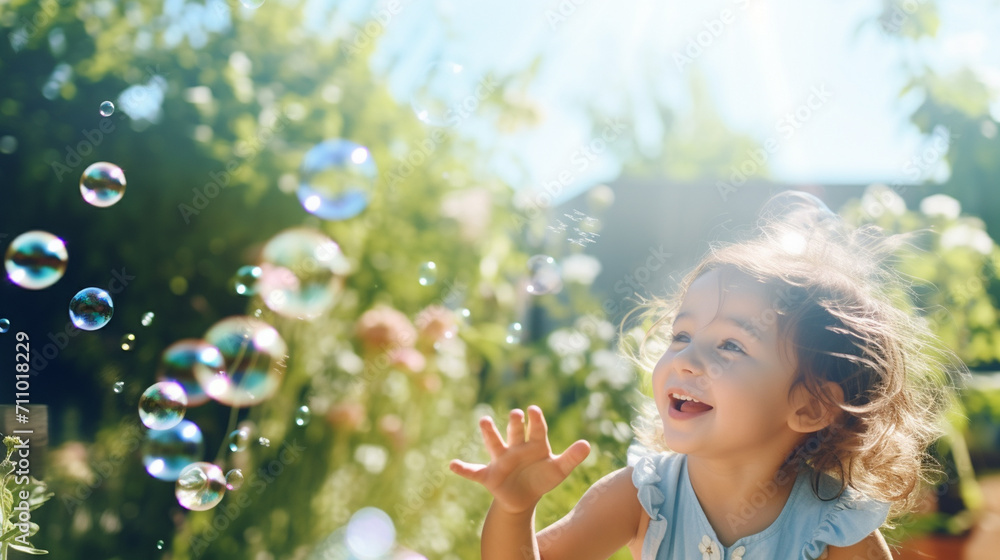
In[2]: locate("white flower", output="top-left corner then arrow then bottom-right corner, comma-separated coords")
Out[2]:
940,222 -> 995,255
699,535 -> 721,560
920,194 -> 962,220
561,253 -> 603,285
731,545 -> 746,560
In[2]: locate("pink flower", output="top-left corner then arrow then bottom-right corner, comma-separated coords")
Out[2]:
389,347 -> 426,374
355,305 -> 417,351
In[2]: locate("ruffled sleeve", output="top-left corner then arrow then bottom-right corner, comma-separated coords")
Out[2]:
800,481 -> 890,560
628,442 -> 670,560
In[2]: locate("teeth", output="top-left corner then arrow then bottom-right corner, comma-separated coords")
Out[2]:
670,393 -> 700,403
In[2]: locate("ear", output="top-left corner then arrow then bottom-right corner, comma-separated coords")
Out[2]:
787,382 -> 843,433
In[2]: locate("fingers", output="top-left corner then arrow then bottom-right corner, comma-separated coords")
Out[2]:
449,459 -> 487,483
526,405 -> 548,443
506,408 -> 525,446
554,440 -> 591,476
479,416 -> 507,460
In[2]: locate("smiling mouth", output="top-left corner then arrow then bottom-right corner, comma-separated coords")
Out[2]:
669,392 -> 714,414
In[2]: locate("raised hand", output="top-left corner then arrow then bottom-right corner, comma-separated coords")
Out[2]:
450,405 -> 591,515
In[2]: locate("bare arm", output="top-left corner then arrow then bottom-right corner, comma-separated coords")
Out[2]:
821,531 -> 891,560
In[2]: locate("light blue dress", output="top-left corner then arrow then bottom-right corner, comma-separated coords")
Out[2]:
628,446 -> 889,560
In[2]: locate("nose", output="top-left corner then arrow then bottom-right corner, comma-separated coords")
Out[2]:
671,340 -> 704,377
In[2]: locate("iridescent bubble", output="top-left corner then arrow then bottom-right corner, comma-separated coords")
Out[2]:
4,230 -> 68,290
80,161 -> 127,208
175,462 -> 226,511
526,254 -> 562,295
120,333 -> 136,351
157,339 -> 225,407
0,319 -> 9,333
410,61 -> 471,127
228,428 -> 250,452
232,265 -> 262,296
142,419 -> 205,481
113,381 -> 124,393
294,405 -> 311,426
297,139 -> 377,221
141,311 -> 155,326
69,287 -> 114,331
258,437 -> 270,447
505,322 -> 522,344
225,469 -> 244,490
139,381 -> 188,430
195,316 -> 287,407
346,507 -> 396,559
99,100 -> 115,117
258,228 -> 350,320
156,540 -> 164,550
418,262 -> 437,286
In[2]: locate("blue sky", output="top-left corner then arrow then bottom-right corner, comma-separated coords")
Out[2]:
355,0 -> 1000,202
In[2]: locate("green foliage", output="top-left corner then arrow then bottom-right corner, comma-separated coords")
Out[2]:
0,436 -> 53,558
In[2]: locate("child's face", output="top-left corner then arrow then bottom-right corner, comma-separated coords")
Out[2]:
652,268 -> 804,460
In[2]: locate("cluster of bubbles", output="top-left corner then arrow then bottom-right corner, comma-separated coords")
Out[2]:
80,162 -> 126,208
141,311 -> 155,326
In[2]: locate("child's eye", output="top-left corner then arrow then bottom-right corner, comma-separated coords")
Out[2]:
669,332 -> 690,344
720,339 -> 745,354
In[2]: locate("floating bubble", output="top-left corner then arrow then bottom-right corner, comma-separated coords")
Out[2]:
194,316 -> 287,407
297,139 -> 377,221
258,437 -> 270,447
80,161 -> 127,208
69,287 -> 114,330
113,381 -> 124,393
156,540 -> 164,550
418,262 -> 437,286
4,230 -> 69,290
258,228 -> 350,320
294,405 -> 311,426
142,419 -> 205,481
176,462 -> 226,511
505,322 -> 522,344
346,507 -> 396,559
121,333 -> 136,351
99,100 -> 115,117
228,428 -> 250,452
225,469 -> 244,490
141,311 -> 155,326
139,381 -> 188,430
526,254 -> 562,295
410,61 -> 471,127
0,318 -> 9,333
157,339 -> 224,407
232,265 -> 262,296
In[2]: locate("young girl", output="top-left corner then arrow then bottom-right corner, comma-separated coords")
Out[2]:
451,191 -> 958,559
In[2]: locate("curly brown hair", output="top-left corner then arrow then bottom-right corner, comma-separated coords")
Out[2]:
628,191 -> 964,520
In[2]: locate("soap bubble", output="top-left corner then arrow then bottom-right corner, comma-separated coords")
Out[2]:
156,540 -> 164,550
80,161 -> 126,208
297,139 -> 377,221
526,254 -> 562,295
139,381 -> 188,430
142,419 -> 205,481
410,61 -> 472,127
346,507 -> 396,559
258,437 -> 270,447
120,333 -> 136,351
196,316 -> 287,407
294,405 -> 311,426
225,468 -> 244,490
228,428 -> 250,452
0,319 -> 9,333
418,261 -> 437,286
258,228 -> 350,320
141,311 -> 155,326
99,100 -> 115,116
175,462 -> 226,511
5,230 -> 68,290
69,287 -> 114,330
505,322 -> 522,344
113,381 -> 124,393
157,339 -> 225,407
232,265 -> 262,296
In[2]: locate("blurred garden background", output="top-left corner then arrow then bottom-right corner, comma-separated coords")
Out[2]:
1,0 -> 1000,558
